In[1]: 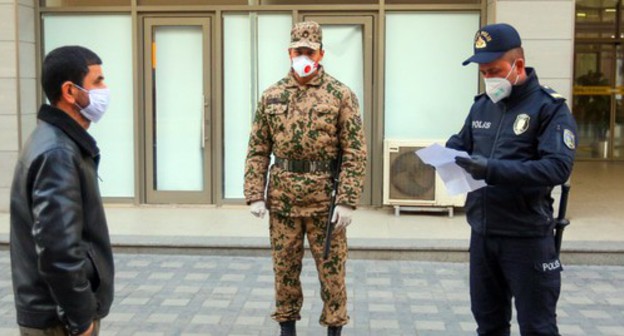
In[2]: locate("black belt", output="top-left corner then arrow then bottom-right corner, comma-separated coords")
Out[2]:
274,157 -> 337,173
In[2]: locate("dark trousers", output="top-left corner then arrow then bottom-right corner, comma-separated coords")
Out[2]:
470,231 -> 561,336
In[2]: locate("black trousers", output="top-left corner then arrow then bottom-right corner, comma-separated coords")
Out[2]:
470,231 -> 561,336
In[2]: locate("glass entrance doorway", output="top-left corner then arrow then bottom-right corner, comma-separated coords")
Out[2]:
143,18 -> 212,203
575,0 -> 624,159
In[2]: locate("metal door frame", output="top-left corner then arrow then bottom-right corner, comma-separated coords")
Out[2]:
143,17 -> 213,203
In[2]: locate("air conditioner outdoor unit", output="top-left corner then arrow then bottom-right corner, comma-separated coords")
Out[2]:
383,139 -> 466,217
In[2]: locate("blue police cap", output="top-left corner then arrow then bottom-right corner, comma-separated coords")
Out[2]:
462,23 -> 522,66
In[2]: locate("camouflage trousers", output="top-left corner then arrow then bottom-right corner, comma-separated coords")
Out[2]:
269,214 -> 349,327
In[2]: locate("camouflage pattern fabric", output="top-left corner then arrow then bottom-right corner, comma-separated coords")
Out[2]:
269,214 -> 348,326
244,66 -> 367,217
289,21 -> 322,50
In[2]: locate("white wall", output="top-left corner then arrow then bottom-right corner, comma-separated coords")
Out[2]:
0,0 -> 36,212
488,0 -> 575,103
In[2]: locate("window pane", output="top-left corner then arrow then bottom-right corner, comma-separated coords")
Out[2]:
321,25 -> 365,117
154,26 -> 204,191
261,0 -> 375,4
386,0 -> 479,4
139,0 -> 247,5
573,43 -> 614,159
575,0 -> 618,39
42,0 -> 130,7
223,14 -> 251,199
258,14 -> 292,98
614,46 -> 624,159
43,15 -> 134,197
615,95 -> 623,158
223,13 -> 291,199
384,12 -> 479,140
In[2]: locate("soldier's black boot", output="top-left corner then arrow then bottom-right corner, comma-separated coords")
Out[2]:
279,320 -> 296,336
327,326 -> 342,336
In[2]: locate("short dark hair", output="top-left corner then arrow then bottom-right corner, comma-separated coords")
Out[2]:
503,47 -> 525,64
42,46 -> 102,104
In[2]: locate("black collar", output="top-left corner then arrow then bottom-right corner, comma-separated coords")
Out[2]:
505,67 -> 540,106
37,104 -> 99,158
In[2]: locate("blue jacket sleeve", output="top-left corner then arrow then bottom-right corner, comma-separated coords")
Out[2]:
446,111 -> 473,152
486,102 -> 577,186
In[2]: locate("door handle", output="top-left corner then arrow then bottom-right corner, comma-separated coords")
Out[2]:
201,95 -> 210,149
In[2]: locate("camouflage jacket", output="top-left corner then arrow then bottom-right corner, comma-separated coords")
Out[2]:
244,67 -> 367,217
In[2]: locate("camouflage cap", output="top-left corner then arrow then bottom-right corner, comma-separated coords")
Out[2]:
289,21 -> 322,50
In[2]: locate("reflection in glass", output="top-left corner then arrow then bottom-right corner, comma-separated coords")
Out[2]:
574,43 -> 614,158
615,46 -> 624,158
575,0 -> 618,39
573,94 -> 611,158
616,96 -> 624,158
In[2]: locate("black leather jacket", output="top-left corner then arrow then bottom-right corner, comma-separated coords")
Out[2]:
10,105 -> 114,333
447,68 -> 577,237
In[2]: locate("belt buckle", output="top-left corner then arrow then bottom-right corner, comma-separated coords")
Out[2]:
309,161 -> 318,173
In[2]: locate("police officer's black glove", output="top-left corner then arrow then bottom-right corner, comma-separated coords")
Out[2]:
455,155 -> 488,180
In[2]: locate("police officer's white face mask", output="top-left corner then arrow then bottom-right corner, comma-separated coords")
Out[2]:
484,60 -> 518,104
291,55 -> 318,78
73,83 -> 111,123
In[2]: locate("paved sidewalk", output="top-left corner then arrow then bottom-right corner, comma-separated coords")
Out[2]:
1,252 -> 623,336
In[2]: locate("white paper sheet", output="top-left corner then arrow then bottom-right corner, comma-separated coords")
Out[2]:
415,143 -> 487,195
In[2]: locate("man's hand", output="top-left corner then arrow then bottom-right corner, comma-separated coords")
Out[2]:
250,200 -> 266,219
331,205 -> 353,232
455,155 -> 488,180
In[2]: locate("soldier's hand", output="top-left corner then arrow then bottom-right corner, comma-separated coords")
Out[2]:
331,205 -> 353,232
250,200 -> 267,219
455,155 -> 488,180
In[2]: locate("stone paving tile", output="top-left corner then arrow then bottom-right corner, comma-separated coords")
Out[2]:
1,252 -> 624,335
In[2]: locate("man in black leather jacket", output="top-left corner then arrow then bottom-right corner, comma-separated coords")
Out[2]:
447,24 -> 577,336
10,46 -> 114,336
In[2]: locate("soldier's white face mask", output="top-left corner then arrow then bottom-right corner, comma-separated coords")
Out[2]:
73,83 -> 111,123
484,60 -> 518,104
291,55 -> 318,78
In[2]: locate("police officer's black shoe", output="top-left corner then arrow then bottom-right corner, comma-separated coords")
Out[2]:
327,326 -> 342,336
279,320 -> 296,336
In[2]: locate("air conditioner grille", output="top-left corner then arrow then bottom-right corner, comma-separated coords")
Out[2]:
389,146 -> 435,201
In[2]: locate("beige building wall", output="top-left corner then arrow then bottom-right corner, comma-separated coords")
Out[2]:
0,1 -> 578,211
488,0 -> 575,102
0,0 -> 36,212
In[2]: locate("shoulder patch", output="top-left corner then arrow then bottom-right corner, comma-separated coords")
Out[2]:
563,129 -> 576,150
541,85 -> 566,102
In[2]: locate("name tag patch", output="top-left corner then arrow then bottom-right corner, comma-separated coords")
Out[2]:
472,120 -> 491,129
536,259 -> 563,273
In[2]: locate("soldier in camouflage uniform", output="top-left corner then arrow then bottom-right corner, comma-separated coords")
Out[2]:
244,21 -> 367,336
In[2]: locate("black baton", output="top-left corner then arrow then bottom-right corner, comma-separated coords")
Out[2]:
323,155 -> 342,260
554,181 -> 571,255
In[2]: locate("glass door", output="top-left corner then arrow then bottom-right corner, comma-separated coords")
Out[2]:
143,18 -> 212,203
574,0 -> 624,159
300,14 -> 374,205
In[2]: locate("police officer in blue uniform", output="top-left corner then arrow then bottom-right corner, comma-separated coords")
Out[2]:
447,23 -> 577,336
